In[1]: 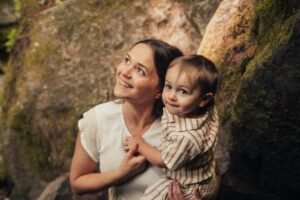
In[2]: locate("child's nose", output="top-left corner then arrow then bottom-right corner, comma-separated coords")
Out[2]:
169,90 -> 177,101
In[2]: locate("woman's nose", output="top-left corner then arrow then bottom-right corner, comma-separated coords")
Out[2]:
119,65 -> 132,78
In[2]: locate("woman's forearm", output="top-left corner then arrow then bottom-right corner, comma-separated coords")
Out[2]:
70,135 -> 124,194
70,134 -> 146,194
70,170 -> 125,195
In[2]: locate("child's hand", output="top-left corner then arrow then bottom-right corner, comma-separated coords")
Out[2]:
123,136 -> 139,152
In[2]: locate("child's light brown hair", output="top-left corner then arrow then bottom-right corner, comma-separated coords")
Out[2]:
168,54 -> 220,113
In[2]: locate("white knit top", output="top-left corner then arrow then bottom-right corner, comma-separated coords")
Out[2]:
78,101 -> 164,200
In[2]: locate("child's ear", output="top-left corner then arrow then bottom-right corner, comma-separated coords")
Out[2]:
199,93 -> 214,108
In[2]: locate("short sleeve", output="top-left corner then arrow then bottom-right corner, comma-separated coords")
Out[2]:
78,107 -> 100,162
161,136 -> 198,170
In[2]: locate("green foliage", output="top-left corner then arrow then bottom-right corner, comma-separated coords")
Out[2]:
4,28 -> 18,53
253,0 -> 295,61
3,0 -> 22,53
13,0 -> 22,15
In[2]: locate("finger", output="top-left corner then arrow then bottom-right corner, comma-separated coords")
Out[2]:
130,155 -> 146,167
168,182 -> 174,200
125,136 -> 131,141
127,144 -> 137,158
171,180 -> 181,200
134,155 -> 146,163
193,184 -> 201,199
173,181 -> 181,200
171,185 -> 178,200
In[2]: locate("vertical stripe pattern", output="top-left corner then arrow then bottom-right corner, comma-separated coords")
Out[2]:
142,107 -> 219,200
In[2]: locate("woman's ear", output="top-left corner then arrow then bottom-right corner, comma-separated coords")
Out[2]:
155,92 -> 162,99
199,93 -> 214,108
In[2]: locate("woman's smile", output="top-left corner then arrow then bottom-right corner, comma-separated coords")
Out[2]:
118,79 -> 133,88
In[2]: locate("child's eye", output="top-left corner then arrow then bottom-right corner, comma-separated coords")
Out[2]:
178,89 -> 189,95
164,84 -> 172,90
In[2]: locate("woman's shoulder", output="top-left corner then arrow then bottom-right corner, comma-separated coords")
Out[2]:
87,100 -> 122,121
80,100 -> 122,131
86,101 -> 122,115
93,100 -> 121,113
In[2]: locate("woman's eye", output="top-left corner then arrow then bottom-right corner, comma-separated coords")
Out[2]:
136,67 -> 145,76
124,57 -> 130,64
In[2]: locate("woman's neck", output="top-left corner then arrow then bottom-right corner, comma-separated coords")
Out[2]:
122,101 -> 156,137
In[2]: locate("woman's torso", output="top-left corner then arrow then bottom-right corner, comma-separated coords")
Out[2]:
80,101 -> 164,200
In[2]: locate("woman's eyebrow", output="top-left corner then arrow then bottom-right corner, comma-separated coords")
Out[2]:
137,63 -> 148,73
129,54 -> 149,72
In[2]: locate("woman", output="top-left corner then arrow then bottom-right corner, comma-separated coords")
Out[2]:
69,39 -> 183,199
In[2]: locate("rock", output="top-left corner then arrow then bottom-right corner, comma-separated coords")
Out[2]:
0,0 -> 19,26
199,0 -> 257,176
37,175 -> 67,200
199,0 -> 300,199
37,174 -> 108,200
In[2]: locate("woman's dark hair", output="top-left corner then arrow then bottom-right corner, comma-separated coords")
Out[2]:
133,39 -> 183,117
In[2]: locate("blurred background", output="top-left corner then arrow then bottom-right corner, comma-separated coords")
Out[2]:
0,0 -> 299,199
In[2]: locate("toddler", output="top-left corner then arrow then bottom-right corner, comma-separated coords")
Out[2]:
124,55 -> 220,200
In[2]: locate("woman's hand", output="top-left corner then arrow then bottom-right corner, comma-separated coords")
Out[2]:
118,143 -> 146,179
123,136 -> 142,152
167,180 -> 201,200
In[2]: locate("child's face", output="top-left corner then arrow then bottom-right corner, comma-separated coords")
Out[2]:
162,64 -> 202,117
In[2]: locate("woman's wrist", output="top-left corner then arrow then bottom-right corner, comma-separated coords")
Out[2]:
114,168 -> 127,181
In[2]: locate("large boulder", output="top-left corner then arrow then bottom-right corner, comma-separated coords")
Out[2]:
0,0 -> 220,198
199,0 -> 300,199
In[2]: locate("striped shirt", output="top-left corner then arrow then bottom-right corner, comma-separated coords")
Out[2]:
160,107 -> 219,185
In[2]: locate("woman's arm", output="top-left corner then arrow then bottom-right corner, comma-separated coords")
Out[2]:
70,134 -> 146,195
124,136 -> 165,167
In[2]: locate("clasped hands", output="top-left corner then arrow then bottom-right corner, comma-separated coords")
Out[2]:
116,136 -> 146,180
122,136 -> 201,200
123,135 -> 142,153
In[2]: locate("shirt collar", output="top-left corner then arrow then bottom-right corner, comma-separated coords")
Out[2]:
163,108 -> 209,131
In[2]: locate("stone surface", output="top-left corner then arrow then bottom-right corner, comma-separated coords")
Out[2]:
0,0 -> 19,26
199,0 -> 300,199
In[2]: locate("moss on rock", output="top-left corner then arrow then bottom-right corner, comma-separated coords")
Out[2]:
229,0 -> 300,198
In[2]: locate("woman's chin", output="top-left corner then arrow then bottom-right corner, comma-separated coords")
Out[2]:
113,88 -> 122,98
113,90 -> 128,100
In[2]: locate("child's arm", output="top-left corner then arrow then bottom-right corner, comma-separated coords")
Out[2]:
124,136 -> 166,167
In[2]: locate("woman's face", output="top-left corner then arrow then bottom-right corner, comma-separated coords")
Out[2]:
114,43 -> 161,104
